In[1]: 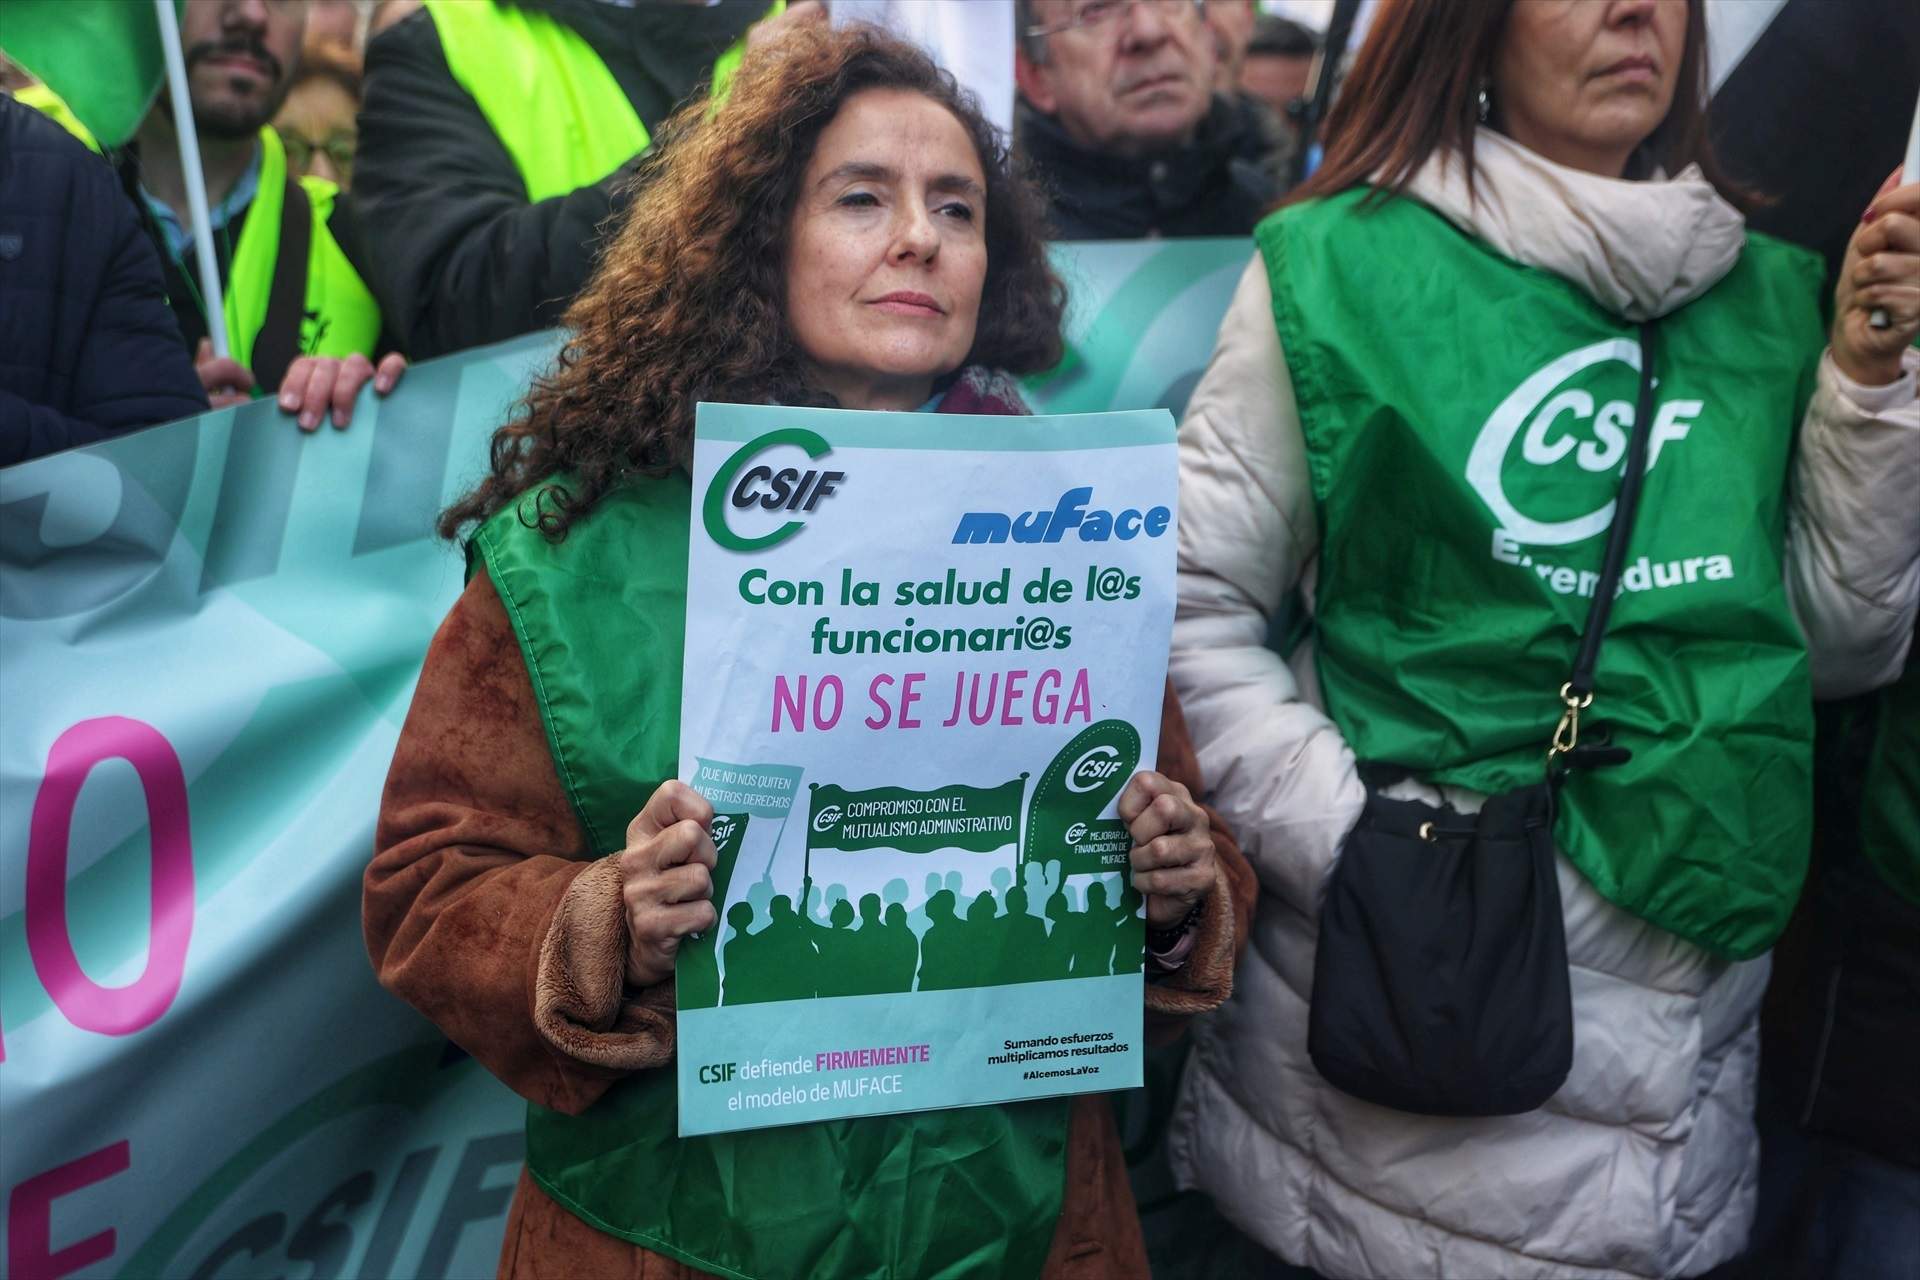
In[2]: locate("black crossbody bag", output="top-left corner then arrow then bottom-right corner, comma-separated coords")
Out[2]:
1306,322 -> 1661,1117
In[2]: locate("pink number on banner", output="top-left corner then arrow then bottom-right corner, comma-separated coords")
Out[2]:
23,718 -> 194,1039
5,1139 -> 131,1280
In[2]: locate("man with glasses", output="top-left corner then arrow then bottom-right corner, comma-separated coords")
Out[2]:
1014,0 -> 1287,240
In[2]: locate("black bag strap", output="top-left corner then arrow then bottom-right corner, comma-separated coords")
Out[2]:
251,173 -> 313,393
1548,321 -> 1660,774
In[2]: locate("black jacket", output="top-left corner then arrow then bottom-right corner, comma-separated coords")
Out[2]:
0,96 -> 207,467
1762,675 -> 1920,1170
353,0 -> 762,359
1015,93 -> 1290,241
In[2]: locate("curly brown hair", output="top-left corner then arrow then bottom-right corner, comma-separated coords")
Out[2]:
439,23 -> 1067,542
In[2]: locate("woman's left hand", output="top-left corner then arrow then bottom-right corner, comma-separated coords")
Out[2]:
1831,167 -> 1920,387
1119,770 -> 1216,929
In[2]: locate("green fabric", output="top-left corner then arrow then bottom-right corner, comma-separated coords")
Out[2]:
423,0 -> 782,204
226,128 -> 383,377
1859,645 -> 1920,906
0,0 -> 169,147
1259,189 -> 1826,959
470,476 -> 1069,1280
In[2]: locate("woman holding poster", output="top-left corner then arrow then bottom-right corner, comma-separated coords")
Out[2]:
365,24 -> 1251,1280
1169,0 -> 1920,1277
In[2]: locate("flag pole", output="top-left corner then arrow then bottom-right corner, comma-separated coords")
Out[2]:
802,829 -> 813,904
153,0 -> 231,357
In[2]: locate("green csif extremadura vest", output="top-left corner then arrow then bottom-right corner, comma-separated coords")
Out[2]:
470,477 -> 1068,1280
423,0 -> 781,203
1260,189 -> 1827,960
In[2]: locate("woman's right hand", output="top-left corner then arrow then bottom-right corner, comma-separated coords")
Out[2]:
617,781 -> 719,988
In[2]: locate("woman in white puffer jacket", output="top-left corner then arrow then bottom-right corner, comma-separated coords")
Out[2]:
1165,1 -> 1920,1277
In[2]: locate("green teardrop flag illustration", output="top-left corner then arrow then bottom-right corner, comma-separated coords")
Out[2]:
1026,719 -> 1141,876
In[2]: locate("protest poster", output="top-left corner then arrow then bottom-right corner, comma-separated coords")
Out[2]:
676,402 -> 1177,1136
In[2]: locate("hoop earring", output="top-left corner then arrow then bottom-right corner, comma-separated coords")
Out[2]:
1476,80 -> 1491,124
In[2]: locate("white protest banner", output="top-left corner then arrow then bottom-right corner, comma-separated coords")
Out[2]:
676,403 -> 1176,1135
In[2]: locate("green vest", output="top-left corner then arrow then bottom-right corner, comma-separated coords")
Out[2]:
1260,190 -> 1826,959
226,127 -> 382,378
470,478 -> 1068,1279
424,0 -> 780,203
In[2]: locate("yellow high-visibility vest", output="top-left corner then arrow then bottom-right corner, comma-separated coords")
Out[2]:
224,126 -> 383,375
422,0 -> 780,202
13,83 -> 100,152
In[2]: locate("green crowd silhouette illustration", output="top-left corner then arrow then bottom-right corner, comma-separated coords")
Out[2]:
686,859 -> 1143,1008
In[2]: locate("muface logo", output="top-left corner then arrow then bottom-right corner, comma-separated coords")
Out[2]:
951,487 -> 1172,545
702,427 -> 845,553
1465,339 -> 1702,547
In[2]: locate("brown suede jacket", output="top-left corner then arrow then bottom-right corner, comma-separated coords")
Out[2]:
365,572 -> 1256,1280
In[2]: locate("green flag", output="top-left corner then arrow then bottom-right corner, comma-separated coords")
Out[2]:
807,779 -> 1027,855
1,0 -> 173,147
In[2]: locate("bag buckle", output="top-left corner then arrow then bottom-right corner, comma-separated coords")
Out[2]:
1546,682 -> 1593,772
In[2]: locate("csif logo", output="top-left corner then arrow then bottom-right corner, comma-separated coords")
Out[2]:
812,805 -> 843,832
702,428 -> 846,553
1065,745 -> 1126,793
1465,339 -> 1702,547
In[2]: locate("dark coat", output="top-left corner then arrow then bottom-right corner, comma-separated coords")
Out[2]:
352,0 -> 763,359
1763,680 -> 1920,1170
0,96 -> 207,467
1016,93 -> 1291,241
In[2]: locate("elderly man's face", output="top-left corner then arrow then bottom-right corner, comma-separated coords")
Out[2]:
1018,0 -> 1216,156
